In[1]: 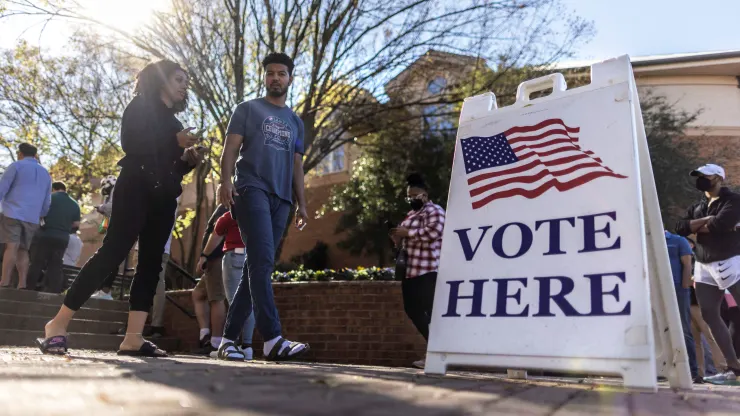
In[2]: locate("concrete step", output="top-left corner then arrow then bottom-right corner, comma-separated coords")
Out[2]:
0,287 -> 129,312
0,329 -> 181,352
0,300 -> 127,323
0,313 -> 123,335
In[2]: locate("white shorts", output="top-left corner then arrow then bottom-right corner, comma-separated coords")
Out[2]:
695,256 -> 740,290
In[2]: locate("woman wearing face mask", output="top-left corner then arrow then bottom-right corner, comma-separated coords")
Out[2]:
676,163 -> 740,383
37,60 -> 205,357
390,174 -> 446,369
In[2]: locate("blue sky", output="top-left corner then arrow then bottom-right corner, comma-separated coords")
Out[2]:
1,0 -> 738,62
563,0 -> 740,61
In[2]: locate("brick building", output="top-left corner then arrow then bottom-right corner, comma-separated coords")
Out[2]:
75,50 -> 740,271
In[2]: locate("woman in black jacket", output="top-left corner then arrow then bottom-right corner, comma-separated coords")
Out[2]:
37,60 -> 204,357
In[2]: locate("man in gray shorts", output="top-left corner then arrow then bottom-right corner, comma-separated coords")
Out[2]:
0,143 -> 52,289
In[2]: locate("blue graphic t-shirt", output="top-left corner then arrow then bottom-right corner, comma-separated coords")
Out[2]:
226,98 -> 305,203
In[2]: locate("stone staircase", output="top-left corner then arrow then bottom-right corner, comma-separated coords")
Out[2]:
0,287 -> 180,352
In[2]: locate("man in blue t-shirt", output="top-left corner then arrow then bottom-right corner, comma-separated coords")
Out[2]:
217,52 -> 309,362
665,230 -> 701,383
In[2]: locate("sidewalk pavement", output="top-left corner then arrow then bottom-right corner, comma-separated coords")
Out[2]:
0,347 -> 739,415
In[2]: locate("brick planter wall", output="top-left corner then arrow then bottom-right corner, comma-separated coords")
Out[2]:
163,281 -> 427,367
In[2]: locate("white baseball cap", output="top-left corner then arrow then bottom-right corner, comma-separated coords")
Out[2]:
691,164 -> 725,179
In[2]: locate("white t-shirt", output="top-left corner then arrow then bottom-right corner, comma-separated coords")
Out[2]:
63,234 -> 83,266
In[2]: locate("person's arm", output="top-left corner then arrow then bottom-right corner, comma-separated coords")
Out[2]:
675,203 -> 705,236
678,237 -> 693,289
0,163 -> 17,202
202,232 -> 225,257
292,120 -> 307,229
681,255 -> 693,289
40,178 -> 52,217
200,205 -> 227,252
408,207 -> 446,242
293,154 -> 307,226
196,219 -> 226,272
120,98 -> 158,157
219,104 -> 248,208
71,204 -> 81,230
706,197 -> 740,233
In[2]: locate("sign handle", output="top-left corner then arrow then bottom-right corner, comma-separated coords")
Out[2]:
515,73 -> 567,103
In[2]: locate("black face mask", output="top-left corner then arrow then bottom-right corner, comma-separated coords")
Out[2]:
695,177 -> 713,192
409,199 -> 424,211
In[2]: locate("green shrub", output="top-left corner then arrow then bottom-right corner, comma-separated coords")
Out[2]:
272,266 -> 394,282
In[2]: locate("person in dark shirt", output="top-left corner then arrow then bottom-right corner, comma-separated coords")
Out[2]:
37,60 -> 205,357
664,230 -> 700,383
676,163 -> 740,383
27,182 -> 81,293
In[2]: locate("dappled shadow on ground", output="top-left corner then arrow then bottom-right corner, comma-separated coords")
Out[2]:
3,348 -> 740,415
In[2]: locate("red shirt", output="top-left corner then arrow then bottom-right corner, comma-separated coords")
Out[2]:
214,212 -> 244,252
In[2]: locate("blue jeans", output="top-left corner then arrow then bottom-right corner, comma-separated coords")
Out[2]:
222,250 -> 256,344
223,187 -> 291,341
676,286 -> 699,378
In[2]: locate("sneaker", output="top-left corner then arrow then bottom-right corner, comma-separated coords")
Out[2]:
703,370 -> 738,384
92,291 -> 113,301
195,335 -> 215,355
412,359 -> 425,369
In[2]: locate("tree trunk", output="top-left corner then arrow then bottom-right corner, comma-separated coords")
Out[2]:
186,163 -> 210,273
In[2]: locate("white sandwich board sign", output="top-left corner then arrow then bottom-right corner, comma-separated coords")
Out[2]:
425,55 -> 691,391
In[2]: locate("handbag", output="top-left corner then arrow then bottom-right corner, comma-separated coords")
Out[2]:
394,240 -> 408,281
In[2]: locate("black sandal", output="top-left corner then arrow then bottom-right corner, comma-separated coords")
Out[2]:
216,342 -> 246,361
265,337 -> 310,362
117,340 -> 167,358
36,335 -> 68,355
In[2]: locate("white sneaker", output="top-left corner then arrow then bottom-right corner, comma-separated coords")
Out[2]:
704,370 -> 738,384
90,291 -> 102,299
412,359 -> 425,369
93,290 -> 113,300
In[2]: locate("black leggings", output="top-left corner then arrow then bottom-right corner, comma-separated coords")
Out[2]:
63,170 -> 178,312
696,282 -> 740,369
402,272 -> 438,341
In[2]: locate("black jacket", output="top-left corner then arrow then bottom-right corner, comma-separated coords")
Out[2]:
118,95 -> 193,194
676,187 -> 740,263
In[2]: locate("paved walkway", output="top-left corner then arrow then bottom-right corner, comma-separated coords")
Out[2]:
0,347 -> 739,415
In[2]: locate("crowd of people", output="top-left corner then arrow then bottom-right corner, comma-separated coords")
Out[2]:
4,46 -> 740,385
670,163 -> 740,384
0,143 -> 82,293
0,52 -> 445,367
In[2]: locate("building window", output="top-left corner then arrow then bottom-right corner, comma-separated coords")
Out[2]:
316,146 -> 346,175
427,77 -> 447,95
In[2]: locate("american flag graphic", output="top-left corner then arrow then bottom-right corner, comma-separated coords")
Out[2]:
461,119 -> 626,210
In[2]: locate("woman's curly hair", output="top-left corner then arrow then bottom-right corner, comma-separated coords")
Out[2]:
134,60 -> 189,113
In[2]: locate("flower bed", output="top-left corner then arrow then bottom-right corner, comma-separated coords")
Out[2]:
271,266 -> 395,282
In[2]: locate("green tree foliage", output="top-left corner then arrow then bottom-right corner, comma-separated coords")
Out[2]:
0,37 -> 134,200
320,114 -> 455,266
640,92 -> 701,229
323,82 -> 700,266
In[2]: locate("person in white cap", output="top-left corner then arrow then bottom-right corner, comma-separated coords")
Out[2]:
676,163 -> 740,384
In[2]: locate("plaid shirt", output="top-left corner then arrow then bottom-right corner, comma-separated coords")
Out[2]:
400,201 -> 446,278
